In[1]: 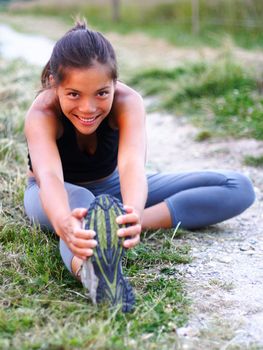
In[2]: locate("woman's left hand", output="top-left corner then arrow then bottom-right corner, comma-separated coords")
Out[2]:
116,205 -> 142,248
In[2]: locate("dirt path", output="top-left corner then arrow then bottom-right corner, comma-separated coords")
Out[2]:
146,112 -> 263,350
110,33 -> 263,349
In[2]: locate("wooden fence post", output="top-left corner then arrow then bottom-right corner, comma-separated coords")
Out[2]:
112,0 -> 121,22
192,0 -> 200,35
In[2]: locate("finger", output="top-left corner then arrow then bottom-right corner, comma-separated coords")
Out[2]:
116,213 -> 139,225
74,229 -> 96,239
123,234 -> 140,249
69,245 -> 94,258
72,208 -> 88,219
70,238 -> 97,249
118,224 -> 141,238
76,255 -> 88,261
123,205 -> 133,213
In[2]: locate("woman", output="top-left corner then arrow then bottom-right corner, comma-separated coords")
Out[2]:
24,21 -> 255,309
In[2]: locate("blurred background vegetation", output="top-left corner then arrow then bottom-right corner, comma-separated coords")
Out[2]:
1,0 -> 263,48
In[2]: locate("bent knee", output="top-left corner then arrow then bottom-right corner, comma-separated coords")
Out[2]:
227,171 -> 256,211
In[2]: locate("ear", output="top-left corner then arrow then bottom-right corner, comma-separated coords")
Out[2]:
49,74 -> 56,88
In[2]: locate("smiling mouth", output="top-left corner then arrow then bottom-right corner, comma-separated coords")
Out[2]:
75,114 -> 99,123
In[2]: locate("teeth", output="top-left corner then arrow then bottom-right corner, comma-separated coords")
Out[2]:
78,116 -> 96,122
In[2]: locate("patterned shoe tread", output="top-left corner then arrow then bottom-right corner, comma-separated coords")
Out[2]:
84,194 -> 135,313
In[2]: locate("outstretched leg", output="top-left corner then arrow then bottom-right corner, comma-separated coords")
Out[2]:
24,177 -> 95,274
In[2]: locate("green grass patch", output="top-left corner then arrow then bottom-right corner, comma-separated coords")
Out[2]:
195,130 -> 212,141
0,222 -> 190,349
0,56 -> 190,349
243,154 -> 263,167
128,55 -> 263,140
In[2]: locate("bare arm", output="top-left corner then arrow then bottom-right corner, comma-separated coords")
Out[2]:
113,82 -> 148,248
25,91 -> 96,259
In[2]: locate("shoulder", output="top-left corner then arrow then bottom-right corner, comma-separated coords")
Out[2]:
114,81 -> 144,106
28,88 -> 61,118
25,89 -> 62,139
110,82 -> 145,128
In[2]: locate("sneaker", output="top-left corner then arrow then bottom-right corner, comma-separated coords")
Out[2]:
80,194 -> 135,313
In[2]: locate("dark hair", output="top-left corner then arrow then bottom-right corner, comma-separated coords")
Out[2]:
41,20 -> 118,88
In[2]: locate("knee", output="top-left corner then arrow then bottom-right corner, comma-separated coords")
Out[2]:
230,172 -> 256,210
24,185 -> 53,230
66,184 -> 95,210
59,239 -> 74,273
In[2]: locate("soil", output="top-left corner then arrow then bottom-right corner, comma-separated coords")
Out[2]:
146,112 -> 263,350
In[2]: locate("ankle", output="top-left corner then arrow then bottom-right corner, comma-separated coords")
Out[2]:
71,256 -> 83,279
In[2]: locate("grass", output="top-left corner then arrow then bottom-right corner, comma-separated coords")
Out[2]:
243,154 -> 263,167
0,222 -> 190,349
128,54 -> 263,141
0,57 -> 191,349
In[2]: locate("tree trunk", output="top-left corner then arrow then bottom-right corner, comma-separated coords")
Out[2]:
192,0 -> 200,35
112,0 -> 121,22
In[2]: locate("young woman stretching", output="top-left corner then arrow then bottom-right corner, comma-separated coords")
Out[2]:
24,21 -> 255,309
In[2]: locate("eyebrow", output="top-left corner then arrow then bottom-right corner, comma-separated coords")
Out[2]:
65,88 -> 80,92
65,86 -> 112,93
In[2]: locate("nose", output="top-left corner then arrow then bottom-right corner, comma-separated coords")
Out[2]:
78,98 -> 97,114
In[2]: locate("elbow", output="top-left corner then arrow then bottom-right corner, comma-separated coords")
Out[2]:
37,170 -> 63,188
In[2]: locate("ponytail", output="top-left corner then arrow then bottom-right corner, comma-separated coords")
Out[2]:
41,60 -> 51,89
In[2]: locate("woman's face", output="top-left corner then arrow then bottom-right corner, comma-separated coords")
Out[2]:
55,62 -> 115,135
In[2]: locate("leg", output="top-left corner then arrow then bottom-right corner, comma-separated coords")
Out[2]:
24,177 -> 95,274
143,170 -> 255,230
142,202 -> 172,229
80,168 -> 255,230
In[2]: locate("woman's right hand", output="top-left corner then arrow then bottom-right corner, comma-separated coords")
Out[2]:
58,208 -> 97,260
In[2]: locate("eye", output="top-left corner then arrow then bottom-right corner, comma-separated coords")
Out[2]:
97,90 -> 109,97
67,92 -> 79,98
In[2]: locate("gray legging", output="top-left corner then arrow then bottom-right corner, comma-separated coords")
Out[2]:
23,169 -> 255,273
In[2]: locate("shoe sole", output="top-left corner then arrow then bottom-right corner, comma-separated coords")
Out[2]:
83,194 -> 135,313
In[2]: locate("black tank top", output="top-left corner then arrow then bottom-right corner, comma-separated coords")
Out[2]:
28,116 -> 119,183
